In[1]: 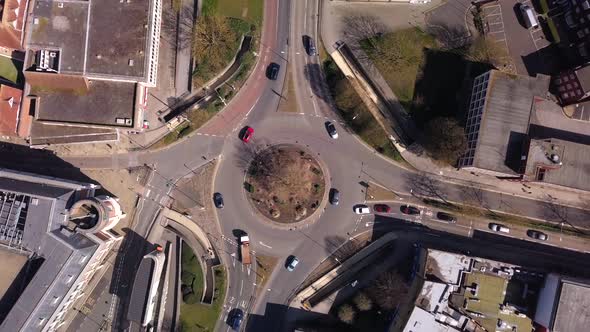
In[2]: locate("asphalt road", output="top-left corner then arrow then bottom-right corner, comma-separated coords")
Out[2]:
24,0 -> 588,330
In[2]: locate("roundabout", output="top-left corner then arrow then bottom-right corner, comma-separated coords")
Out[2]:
244,144 -> 328,224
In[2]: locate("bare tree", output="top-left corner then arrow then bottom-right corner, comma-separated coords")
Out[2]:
353,292 -> 373,311
193,15 -> 237,84
466,36 -> 510,68
337,304 -> 356,324
541,195 -> 586,235
405,172 -> 450,204
341,15 -> 387,48
367,270 -> 409,310
425,23 -> 470,49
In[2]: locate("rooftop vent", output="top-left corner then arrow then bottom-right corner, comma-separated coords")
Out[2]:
550,154 -> 560,163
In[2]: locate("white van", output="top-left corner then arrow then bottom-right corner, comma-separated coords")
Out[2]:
520,4 -> 539,29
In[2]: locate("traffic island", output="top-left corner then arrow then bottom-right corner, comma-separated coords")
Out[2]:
244,144 -> 328,224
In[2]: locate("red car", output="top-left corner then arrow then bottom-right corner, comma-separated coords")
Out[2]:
373,204 -> 391,213
241,126 -> 254,142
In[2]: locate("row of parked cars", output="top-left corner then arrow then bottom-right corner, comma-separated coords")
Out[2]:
488,223 -> 548,241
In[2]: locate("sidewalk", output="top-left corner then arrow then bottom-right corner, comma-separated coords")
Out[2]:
292,232 -> 398,311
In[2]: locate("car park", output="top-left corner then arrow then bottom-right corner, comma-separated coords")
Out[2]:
436,212 -> 456,223
400,205 -> 420,215
267,62 -> 280,80
213,192 -> 224,209
489,223 -> 510,233
354,205 -> 370,214
329,188 -> 340,205
325,121 -> 338,139
527,230 -> 548,241
374,204 -> 391,213
240,126 -> 254,142
287,256 -> 299,271
228,309 -> 244,330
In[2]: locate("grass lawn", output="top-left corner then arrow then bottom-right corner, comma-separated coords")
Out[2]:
180,243 -> 227,332
323,56 -> 403,162
361,28 -> 436,113
361,28 -> 486,128
0,56 -> 22,85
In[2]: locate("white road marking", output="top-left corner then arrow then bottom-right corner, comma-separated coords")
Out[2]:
296,52 -> 300,55
145,189 -> 151,197
240,279 -> 244,295
247,265 -> 251,276
258,241 -> 272,249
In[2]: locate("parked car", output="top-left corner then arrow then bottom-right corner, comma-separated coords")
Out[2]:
374,204 -> 391,213
213,192 -> 224,209
228,309 -> 244,330
519,4 -> 539,29
353,205 -> 371,214
240,126 -> 254,143
329,188 -> 340,205
325,121 -> 338,139
436,212 -> 456,223
267,62 -> 280,80
489,223 -> 510,233
400,205 -> 420,215
287,256 -> 300,272
527,230 -> 548,241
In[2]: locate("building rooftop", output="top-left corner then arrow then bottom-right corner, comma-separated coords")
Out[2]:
28,1 -> 88,74
552,279 -> 590,332
29,121 -> 118,145
0,85 -> 23,136
33,80 -> 136,127
426,251 -> 471,285
403,306 -> 458,332
472,71 -> 549,175
28,0 -> 152,79
450,272 -> 533,332
525,138 -> 590,191
574,64 -> 590,93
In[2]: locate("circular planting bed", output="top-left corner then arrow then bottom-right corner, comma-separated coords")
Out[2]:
244,144 -> 326,223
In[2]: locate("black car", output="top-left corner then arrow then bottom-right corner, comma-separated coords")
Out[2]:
329,188 -> 340,205
213,192 -> 224,209
436,212 -> 456,223
400,205 -> 420,215
267,63 -> 280,80
527,229 -> 548,241
228,309 -> 244,330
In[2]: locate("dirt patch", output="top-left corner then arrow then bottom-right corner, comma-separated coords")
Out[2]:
245,145 -> 326,223
365,182 -> 399,201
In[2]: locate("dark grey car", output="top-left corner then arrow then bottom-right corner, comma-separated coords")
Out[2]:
329,188 -> 340,205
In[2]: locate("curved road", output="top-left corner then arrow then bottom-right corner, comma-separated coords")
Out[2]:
54,0 -> 590,331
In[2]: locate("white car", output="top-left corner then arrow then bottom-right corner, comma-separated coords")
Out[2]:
354,205 -> 370,214
326,122 -> 338,139
489,223 -> 510,233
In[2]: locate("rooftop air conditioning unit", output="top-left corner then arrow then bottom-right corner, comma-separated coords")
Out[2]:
49,52 -> 56,57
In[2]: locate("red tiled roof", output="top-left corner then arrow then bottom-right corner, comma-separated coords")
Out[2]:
0,84 -> 23,136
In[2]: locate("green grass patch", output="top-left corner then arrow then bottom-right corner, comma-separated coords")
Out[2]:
547,17 -> 561,43
360,28 -> 436,113
539,0 -> 550,14
201,0 -> 218,17
0,56 -> 22,85
323,56 -> 402,162
180,241 -> 204,303
180,244 -> 227,332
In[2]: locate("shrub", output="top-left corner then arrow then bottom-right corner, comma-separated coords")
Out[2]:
337,304 -> 356,324
353,292 -> 373,311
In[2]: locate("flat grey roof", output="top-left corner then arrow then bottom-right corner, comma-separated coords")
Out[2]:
28,1 -> 88,74
553,280 -> 590,332
473,70 -> 549,174
86,0 -> 149,78
34,80 -> 136,126
525,138 -> 590,191
127,256 -> 154,323
29,121 -> 118,145
575,65 -> 590,93
29,0 -> 151,79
